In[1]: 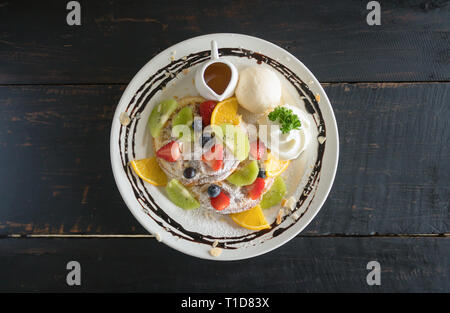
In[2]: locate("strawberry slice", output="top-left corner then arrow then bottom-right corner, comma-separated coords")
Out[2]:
202,144 -> 223,171
199,100 -> 217,126
211,191 -> 230,211
247,177 -> 266,200
250,140 -> 266,160
156,141 -> 181,162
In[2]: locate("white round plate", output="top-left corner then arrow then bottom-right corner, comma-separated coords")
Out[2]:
110,33 -> 339,261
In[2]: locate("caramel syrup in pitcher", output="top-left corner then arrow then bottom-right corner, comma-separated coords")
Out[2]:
203,62 -> 231,95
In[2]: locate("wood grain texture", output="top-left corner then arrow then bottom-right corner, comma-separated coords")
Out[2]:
0,237 -> 448,292
310,82 -> 450,235
0,83 -> 448,235
0,0 -> 448,294
0,0 -> 449,84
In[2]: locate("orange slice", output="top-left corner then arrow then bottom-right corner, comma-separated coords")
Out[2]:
230,205 -> 271,230
210,97 -> 241,125
263,152 -> 290,177
130,157 -> 167,186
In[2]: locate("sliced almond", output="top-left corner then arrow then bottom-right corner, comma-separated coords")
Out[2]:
209,247 -> 223,257
276,209 -> 284,225
315,93 -> 321,102
119,112 -> 131,126
285,197 -> 297,211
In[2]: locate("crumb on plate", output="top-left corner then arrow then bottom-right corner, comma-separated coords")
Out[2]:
119,112 -> 131,126
276,209 -> 284,225
283,197 -> 297,211
210,247 -> 222,257
315,93 -> 320,102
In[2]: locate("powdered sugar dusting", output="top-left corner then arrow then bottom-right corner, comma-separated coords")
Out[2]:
123,50 -> 323,248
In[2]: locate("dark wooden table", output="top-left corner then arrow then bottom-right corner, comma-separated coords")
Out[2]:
0,0 -> 448,292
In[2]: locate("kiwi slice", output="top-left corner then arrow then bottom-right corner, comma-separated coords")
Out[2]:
227,160 -> 259,187
173,106 -> 193,126
148,99 -> 178,138
166,179 -> 200,210
218,124 -> 250,161
260,176 -> 287,209
172,106 -> 193,139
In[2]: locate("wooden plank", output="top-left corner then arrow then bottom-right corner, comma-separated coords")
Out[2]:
0,237 -> 447,292
307,82 -> 450,236
0,0 -> 449,84
0,82 -> 448,235
0,85 -> 142,234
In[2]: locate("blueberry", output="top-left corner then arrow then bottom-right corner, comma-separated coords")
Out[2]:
202,134 -> 212,147
258,169 -> 266,178
183,167 -> 196,179
207,184 -> 221,198
193,117 -> 203,132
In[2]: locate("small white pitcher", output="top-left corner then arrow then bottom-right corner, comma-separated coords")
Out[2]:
195,40 -> 238,101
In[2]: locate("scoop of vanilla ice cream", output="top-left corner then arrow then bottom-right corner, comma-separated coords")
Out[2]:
235,66 -> 281,114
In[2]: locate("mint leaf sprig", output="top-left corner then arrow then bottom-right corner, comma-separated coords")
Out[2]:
268,106 -> 301,134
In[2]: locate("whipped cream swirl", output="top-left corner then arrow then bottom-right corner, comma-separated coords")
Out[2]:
259,104 -> 310,160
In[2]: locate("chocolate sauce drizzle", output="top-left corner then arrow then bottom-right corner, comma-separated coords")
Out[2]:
118,48 -> 326,249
